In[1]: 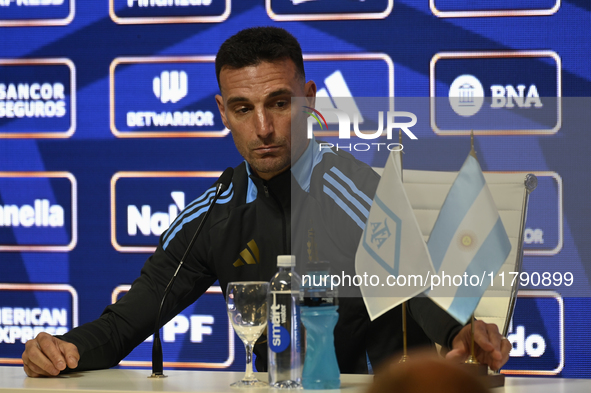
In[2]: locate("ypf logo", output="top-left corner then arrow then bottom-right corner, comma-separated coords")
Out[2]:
112,285 -> 234,369
153,71 -> 187,104
448,75 -> 484,117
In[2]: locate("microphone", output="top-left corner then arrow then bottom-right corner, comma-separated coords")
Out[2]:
216,166 -> 234,194
150,167 -> 234,377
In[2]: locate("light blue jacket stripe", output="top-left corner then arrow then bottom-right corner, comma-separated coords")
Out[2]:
323,185 -> 366,230
244,161 -> 257,203
292,138 -> 335,192
162,186 -> 215,243
162,183 -> 234,245
323,173 -> 370,219
427,156 -> 486,272
446,217 -> 511,322
329,166 -> 373,206
163,186 -> 234,250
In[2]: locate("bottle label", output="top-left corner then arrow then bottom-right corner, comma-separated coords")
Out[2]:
269,293 -> 291,353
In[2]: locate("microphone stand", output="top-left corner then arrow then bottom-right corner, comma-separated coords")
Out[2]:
150,168 -> 233,378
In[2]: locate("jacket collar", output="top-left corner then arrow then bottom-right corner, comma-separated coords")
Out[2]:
291,138 -> 334,192
244,137 -> 334,199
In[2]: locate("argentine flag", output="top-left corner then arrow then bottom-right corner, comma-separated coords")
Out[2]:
426,154 -> 511,324
355,151 -> 435,321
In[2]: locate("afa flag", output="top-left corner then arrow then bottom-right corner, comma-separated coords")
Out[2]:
426,154 -> 511,324
355,151 -> 435,321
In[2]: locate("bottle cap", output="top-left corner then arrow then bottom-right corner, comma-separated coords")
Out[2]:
277,255 -> 295,268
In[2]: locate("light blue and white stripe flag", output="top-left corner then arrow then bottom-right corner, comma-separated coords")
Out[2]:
425,154 -> 511,324
355,151 -> 435,320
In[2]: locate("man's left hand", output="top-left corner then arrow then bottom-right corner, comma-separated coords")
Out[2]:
445,319 -> 511,371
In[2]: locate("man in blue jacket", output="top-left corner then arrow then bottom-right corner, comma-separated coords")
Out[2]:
22,26 -> 511,377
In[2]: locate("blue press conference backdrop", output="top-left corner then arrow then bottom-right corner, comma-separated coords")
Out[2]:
1,0 -> 590,378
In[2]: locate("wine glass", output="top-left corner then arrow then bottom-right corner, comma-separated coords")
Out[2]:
226,281 -> 269,388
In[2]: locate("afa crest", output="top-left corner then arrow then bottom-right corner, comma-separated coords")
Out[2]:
370,219 -> 391,249
361,196 -> 402,276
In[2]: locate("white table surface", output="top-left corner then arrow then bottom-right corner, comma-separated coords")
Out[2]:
1,366 -> 590,393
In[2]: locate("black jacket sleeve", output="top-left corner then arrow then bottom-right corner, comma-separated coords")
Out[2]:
407,297 -> 465,350
58,199 -> 218,371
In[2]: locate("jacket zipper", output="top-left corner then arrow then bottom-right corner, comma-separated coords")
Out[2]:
263,182 -> 288,255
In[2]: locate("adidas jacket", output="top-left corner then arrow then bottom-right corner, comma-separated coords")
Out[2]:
60,139 -> 463,373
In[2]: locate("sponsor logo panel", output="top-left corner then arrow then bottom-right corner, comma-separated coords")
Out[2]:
0,283 -> 78,364
431,0 -> 560,18
111,171 -> 222,252
267,0 -> 392,21
0,0 -> 74,26
112,285 -> 234,368
109,0 -> 230,24
0,59 -> 76,138
110,57 -> 229,138
303,54 -> 394,137
430,51 -> 561,135
502,291 -> 564,375
0,172 -> 77,252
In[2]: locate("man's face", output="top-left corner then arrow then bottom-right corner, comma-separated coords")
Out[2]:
215,59 -> 316,180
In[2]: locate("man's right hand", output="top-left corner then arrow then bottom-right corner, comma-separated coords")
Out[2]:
22,332 -> 79,377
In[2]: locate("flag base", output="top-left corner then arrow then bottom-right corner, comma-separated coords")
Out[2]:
461,363 -> 505,389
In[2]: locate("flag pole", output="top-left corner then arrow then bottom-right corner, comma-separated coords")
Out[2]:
398,129 -> 409,363
463,132 -> 504,386
470,130 -> 477,160
399,128 -> 404,181
399,302 -> 409,363
464,131 -> 480,365
464,314 -> 479,364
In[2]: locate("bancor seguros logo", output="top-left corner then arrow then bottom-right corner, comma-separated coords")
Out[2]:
303,105 -> 417,152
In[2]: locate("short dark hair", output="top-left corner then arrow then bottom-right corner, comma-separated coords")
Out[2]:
215,27 -> 305,89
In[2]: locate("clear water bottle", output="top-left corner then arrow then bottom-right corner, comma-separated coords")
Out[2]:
300,260 -> 340,389
268,255 -> 302,388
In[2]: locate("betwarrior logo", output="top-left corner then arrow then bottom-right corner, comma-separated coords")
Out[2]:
126,69 -> 214,128
304,105 -> 417,152
153,70 -> 187,104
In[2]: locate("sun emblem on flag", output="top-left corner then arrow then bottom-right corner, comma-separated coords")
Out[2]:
458,230 -> 477,251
